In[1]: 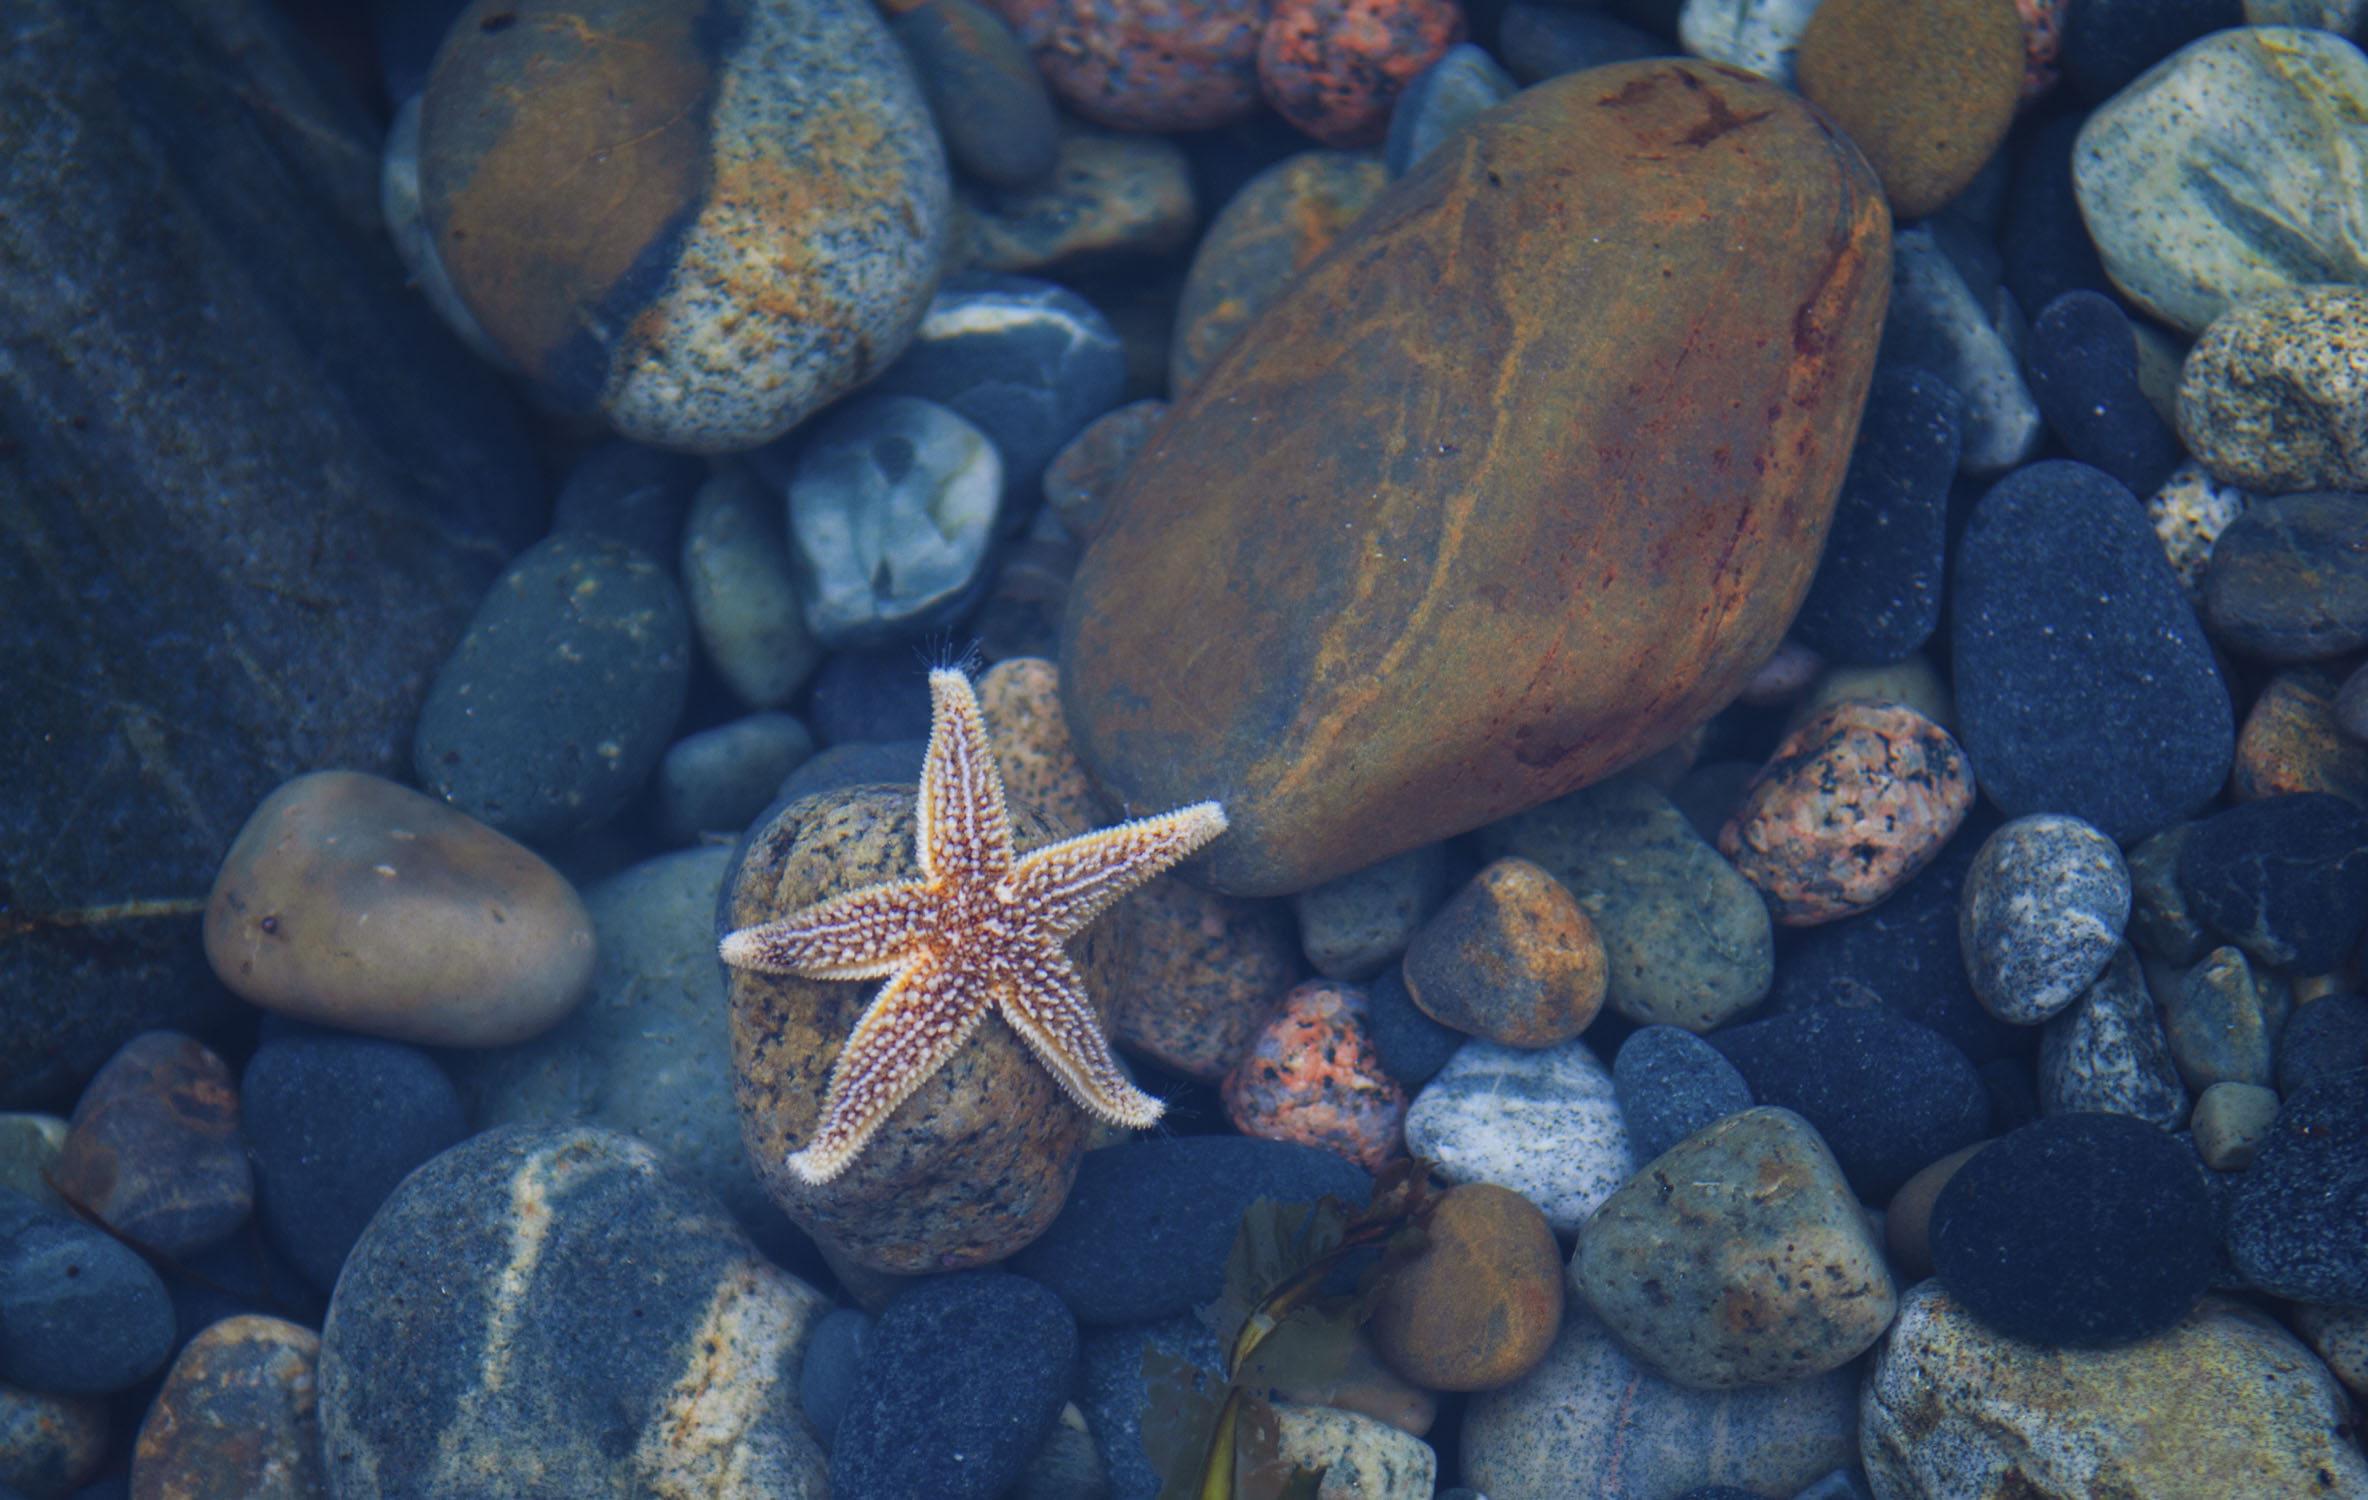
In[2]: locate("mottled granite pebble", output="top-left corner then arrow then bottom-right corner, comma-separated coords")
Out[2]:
132,1315 -> 325,1500
2181,284 -> 2368,493
1958,814 -> 2130,1025
0,1383 -> 105,1500
953,121 -> 1198,274
1222,981 -> 1407,1171
1403,1038 -> 1632,1235
2280,992 -> 2368,1093
1106,875 -> 1297,1082
2146,461 -> 2252,607
2039,943 -> 2192,1129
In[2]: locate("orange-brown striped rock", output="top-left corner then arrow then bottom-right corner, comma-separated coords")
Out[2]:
55,1032 -> 250,1258
1222,981 -> 1406,1170
132,1316 -> 326,1500
418,0 -> 948,453
1401,857 -> 1606,1047
1370,1182 -> 1562,1391
1061,61 -> 1891,898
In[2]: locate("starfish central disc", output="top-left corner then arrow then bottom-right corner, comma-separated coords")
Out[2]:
719,667 -> 1228,1185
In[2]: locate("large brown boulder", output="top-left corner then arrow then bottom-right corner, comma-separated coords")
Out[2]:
1060,59 -> 1891,897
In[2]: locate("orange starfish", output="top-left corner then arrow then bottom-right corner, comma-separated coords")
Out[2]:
719,667 -> 1228,1185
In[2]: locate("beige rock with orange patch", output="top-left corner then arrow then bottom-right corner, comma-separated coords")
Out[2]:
1401,857 -> 1606,1048
1570,1106 -> 1896,1390
2233,663 -> 2368,807
1222,980 -> 1407,1171
1719,699 -> 1975,926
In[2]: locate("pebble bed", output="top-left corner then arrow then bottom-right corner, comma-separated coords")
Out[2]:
6,0 -> 2368,1497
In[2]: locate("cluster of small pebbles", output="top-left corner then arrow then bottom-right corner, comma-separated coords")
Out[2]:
15,0 -> 2368,1497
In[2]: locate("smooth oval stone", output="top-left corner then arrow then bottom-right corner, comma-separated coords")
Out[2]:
319,1125 -> 831,1499
2039,943 -> 2191,1129
2182,286 -> 2368,494
681,468 -> 825,710
1953,461 -> 2234,843
1794,0 -> 2024,221
1788,366 -> 1960,665
1169,150 -> 1390,399
796,1306 -> 871,1445
657,712 -> 817,845
1677,0 -> 1822,84
1574,1107 -> 1897,1390
990,0 -> 1262,131
1384,44 -> 1515,177
379,92 -> 516,376
2191,1080 -> 2281,1170
1061,61 -> 1891,898
832,1273 -> 1075,1500
1221,981 -> 1407,1171
724,788 -> 1127,1272
2233,664 -> 2368,805
2027,290 -> 2186,497
2228,1064 -> 2368,1302
2294,1300 -> 2368,1398
1009,1136 -> 1370,1324
1878,224 -> 2044,476
2072,26 -> 2368,335
1043,399 -> 1166,542
54,1032 -> 249,1258
549,439 -> 704,561
1465,1300 -> 1858,1498
419,0 -> 948,451
1256,0 -> 1463,148
2163,946 -> 2292,1092
1864,1283 -> 2368,1499
893,0 -> 1057,189
1959,813 -> 2131,1026
787,394 -> 1001,644
1612,1025 -> 1755,1165
1293,845 -> 1448,982
1369,1183 -> 1560,1392
2204,490 -> 2368,662
413,532 -> 693,841
0,1200 -> 175,1395
2178,791 -> 2368,972
1401,858 -> 1607,1048
1365,965 -> 1465,1089
951,119 -> 1198,274
132,1315 -> 325,1500
1403,1038 -> 1632,1235
0,1384 -> 105,1500
204,770 -> 595,1047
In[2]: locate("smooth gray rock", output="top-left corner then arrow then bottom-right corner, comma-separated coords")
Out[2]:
656,712 -> 816,845
550,440 -> 705,563
2040,944 -> 2191,1129
1612,1025 -> 1755,1165
1879,225 -> 2044,476
1293,844 -> 1449,981
1385,43 -> 1516,173
2163,946 -> 2292,1091
682,467 -> 825,710
1959,814 -> 2131,1025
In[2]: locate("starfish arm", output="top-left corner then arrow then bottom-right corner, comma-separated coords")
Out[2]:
786,958 -> 994,1185
999,950 -> 1165,1129
1006,801 -> 1229,940
718,879 -> 935,979
918,668 -> 1017,885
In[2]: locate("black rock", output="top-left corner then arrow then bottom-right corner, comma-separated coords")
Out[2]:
2063,0 -> 2244,103
2203,491 -> 2368,663
1612,1025 -> 1754,1164
1978,1056 -> 2043,1134
1931,1111 -> 2216,1345
832,1273 -> 1077,1500
2003,114 -> 2114,328
413,534 -> 693,843
1385,43 -> 1516,177
1952,460 -> 2234,843
1078,1313 -> 1224,1500
2279,993 -> 2368,1096
1010,1137 -> 1371,1324
807,647 -> 937,747
1364,964 -> 1464,1088
2177,793 -> 2368,973
2228,1065 -> 2368,1303
1495,3 -> 1667,83
1790,366 -> 1961,664
549,440 -> 705,563
2025,291 -> 2183,498
0,1192 -> 176,1394
241,1033 -> 467,1292
1706,1006 -> 1991,1200
798,1307 -> 874,1449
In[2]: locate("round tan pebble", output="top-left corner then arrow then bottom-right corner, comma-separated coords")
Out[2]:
1885,1139 -> 1989,1281
2233,665 -> 2368,807
0,1383 -> 107,1500
56,1031 -> 252,1258
1401,858 -> 1606,1048
1106,875 -> 1297,1081
1370,1183 -> 1563,1392
976,656 -> 1109,836
2192,1081 -> 2283,1170
1222,981 -> 1407,1171
133,1315 -> 325,1500
1795,0 -> 2025,221
1719,699 -> 1976,926
204,770 -> 595,1047
2292,1300 -> 2368,1397
1256,0 -> 1465,148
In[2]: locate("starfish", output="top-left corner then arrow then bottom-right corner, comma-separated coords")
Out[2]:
719,667 -> 1228,1185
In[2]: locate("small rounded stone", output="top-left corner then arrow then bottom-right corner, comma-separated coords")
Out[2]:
893,0 -> 1058,189
1610,1024 -> 1755,1166
1370,1183 -> 1562,1392
952,121 -> 1197,274
55,1032 -> 251,1259
1794,0 -> 2025,221
1885,1140 -> 1989,1282
656,712 -> 818,845
1958,813 -> 2131,1025
1404,1039 -> 1632,1236
1041,399 -> 1165,543
132,1316 -> 325,1500
2181,285 -> 2368,494
1738,639 -> 1824,708
0,1384 -> 106,1500
1104,876 -> 1297,1082
1221,981 -> 1408,1171
2146,461 -> 2251,606
2293,1300 -> 2368,1398
1293,845 -> 1448,983
0,1206 -> 176,1395
990,0 -> 1266,131
680,469 -> 825,711
2191,1080 -> 2282,1170
2205,490 -> 2368,664
2163,946 -> 2291,1093
2233,664 -> 2368,806
204,771 -> 596,1048
1401,857 -> 1608,1048
1719,699 -> 1977,926
2226,1063 -> 2368,1302
1255,0 -> 1464,147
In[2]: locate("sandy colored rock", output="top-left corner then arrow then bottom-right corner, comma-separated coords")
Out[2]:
976,656 -> 1108,837
1402,857 -> 1606,1047
1795,0 -> 2025,220
2294,1300 -> 2368,1397
1061,60 -> 1892,898
2182,284 -> 2368,492
1255,1403 -> 1436,1500
204,771 -> 595,1047
133,1316 -> 325,1500
1222,981 -> 1407,1170
1370,1182 -> 1562,1391
1862,1281 -> 2368,1499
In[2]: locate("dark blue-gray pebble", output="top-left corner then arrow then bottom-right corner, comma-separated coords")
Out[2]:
1768,805 -> 2022,1065
2203,491 -> 2368,662
1793,1466 -> 1877,1500
66,1481 -> 126,1500
2063,0 -> 2243,103
1708,1006 -> 1990,1200
2228,1064 -> 2368,1303
241,1033 -> 467,1293
892,0 -> 1058,189
2177,792 -> 2368,974
2279,993 -> 2368,1096
1364,964 -> 1463,1088
1010,1136 -> 1371,1324
170,1225 -> 328,1346
656,711 -> 815,844
1613,1025 -> 1754,1164
2025,291 -> 2182,497
1384,43 -> 1514,178
1078,1312 -> 1224,1500
831,1272 -> 1076,1500
1789,365 -> 1960,664
2002,114 -> 2114,331
0,1191 -> 176,1394
1952,460 -> 2233,844
1494,3 -> 1667,84
548,439 -> 704,563
866,273 -> 1127,512
808,646 -> 936,747
1978,1056 -> 2043,1134
1931,1111 -> 2218,1345
798,1306 -> 873,1449
412,533 -> 692,842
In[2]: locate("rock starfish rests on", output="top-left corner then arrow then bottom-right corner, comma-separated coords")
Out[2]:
720,668 -> 1228,1185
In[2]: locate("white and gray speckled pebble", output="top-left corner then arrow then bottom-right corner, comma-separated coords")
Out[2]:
2039,943 -> 2190,1129
1403,1038 -> 1632,1236
2146,463 -> 2252,611
1677,0 -> 1824,85
1267,1404 -> 1435,1500
1879,225 -> 2042,477
1960,814 -> 2130,1025
682,468 -> 825,710
656,712 -> 815,845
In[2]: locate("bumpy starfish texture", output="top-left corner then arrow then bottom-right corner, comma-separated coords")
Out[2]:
719,667 -> 1227,1185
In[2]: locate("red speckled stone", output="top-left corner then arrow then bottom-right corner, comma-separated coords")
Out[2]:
1718,699 -> 1975,926
990,0 -> 1269,132
1257,0 -> 1465,148
2016,0 -> 2066,99
1222,980 -> 1407,1170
